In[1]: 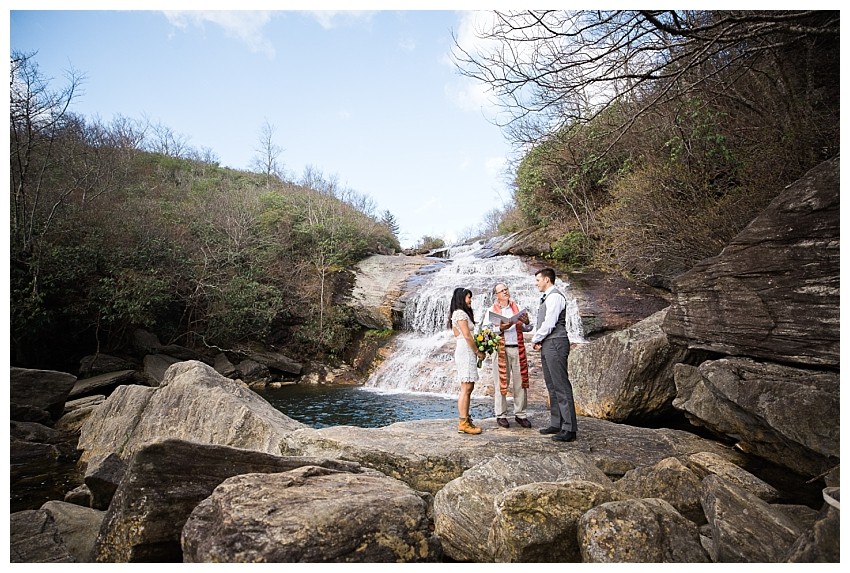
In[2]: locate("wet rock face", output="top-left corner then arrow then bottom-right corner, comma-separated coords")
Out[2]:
346,253 -> 434,330
566,268 -> 671,339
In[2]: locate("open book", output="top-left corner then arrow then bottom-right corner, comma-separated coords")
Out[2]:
487,308 -> 529,327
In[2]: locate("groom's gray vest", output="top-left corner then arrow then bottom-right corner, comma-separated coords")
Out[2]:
535,288 -> 569,341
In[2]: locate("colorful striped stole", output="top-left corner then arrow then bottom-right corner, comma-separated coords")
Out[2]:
491,301 -> 530,396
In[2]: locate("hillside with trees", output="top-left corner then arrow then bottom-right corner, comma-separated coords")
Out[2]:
9,11 -> 840,372
455,10 -> 839,284
10,50 -> 399,372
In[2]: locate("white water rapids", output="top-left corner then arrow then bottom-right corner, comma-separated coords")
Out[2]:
364,241 -> 584,397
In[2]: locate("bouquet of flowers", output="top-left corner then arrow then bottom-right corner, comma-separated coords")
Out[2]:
474,326 -> 501,368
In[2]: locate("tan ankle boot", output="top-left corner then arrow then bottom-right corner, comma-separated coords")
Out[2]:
458,417 -> 482,435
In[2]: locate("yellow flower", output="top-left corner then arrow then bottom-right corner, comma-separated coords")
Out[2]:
477,335 -> 483,341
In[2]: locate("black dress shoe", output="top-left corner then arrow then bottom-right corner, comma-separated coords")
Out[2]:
515,416 -> 532,428
539,426 -> 560,435
552,431 -> 577,442
497,418 -> 510,428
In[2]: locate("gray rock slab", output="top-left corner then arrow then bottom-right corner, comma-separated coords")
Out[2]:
41,500 -> 105,563
674,358 -> 839,477
10,367 -> 78,422
10,509 -> 76,563
182,466 -> 439,562
281,415 -> 750,495
663,156 -> 839,367
68,369 -> 137,398
701,474 -> 805,562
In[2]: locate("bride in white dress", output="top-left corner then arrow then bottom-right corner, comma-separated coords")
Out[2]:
449,287 -> 485,434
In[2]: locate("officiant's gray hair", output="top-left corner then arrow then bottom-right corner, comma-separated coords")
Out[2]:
492,282 -> 508,295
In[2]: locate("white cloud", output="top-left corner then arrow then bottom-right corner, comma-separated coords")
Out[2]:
444,11 -> 501,115
163,11 -> 275,58
484,156 -> 507,178
444,78 -> 496,114
398,35 -> 416,51
304,11 -> 377,30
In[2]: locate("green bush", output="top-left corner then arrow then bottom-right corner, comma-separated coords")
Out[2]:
549,231 -> 594,268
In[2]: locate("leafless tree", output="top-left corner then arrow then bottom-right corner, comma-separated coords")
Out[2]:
252,118 -> 284,187
452,10 -> 839,149
10,50 -> 85,258
144,117 -> 192,158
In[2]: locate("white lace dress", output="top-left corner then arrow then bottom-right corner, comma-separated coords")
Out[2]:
451,309 -> 479,383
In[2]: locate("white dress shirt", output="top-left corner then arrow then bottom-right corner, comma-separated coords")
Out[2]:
532,285 -> 566,344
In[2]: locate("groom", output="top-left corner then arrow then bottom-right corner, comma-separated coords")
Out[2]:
531,267 -> 578,442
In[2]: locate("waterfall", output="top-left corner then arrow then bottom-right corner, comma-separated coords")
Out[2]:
364,241 -> 584,396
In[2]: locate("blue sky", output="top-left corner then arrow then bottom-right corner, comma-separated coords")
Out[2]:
7,5 -> 516,248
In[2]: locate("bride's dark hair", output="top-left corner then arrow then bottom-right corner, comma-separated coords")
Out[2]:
448,287 -> 475,328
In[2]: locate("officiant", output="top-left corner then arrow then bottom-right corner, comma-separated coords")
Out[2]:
487,282 -> 533,428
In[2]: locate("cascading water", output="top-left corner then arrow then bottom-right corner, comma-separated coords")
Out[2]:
364,240 -> 584,397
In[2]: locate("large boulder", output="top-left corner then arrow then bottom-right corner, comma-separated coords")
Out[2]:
489,479 -> 627,562
663,156 -> 839,368
10,367 -> 78,423
40,501 -> 104,563
93,438 -> 368,563
433,452 -> 613,562
701,474 -> 808,562
613,457 -> 705,523
673,359 -> 839,477
569,308 -> 695,422
77,360 -> 307,465
578,498 -> 711,562
10,509 -> 76,563
182,465 -> 439,562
